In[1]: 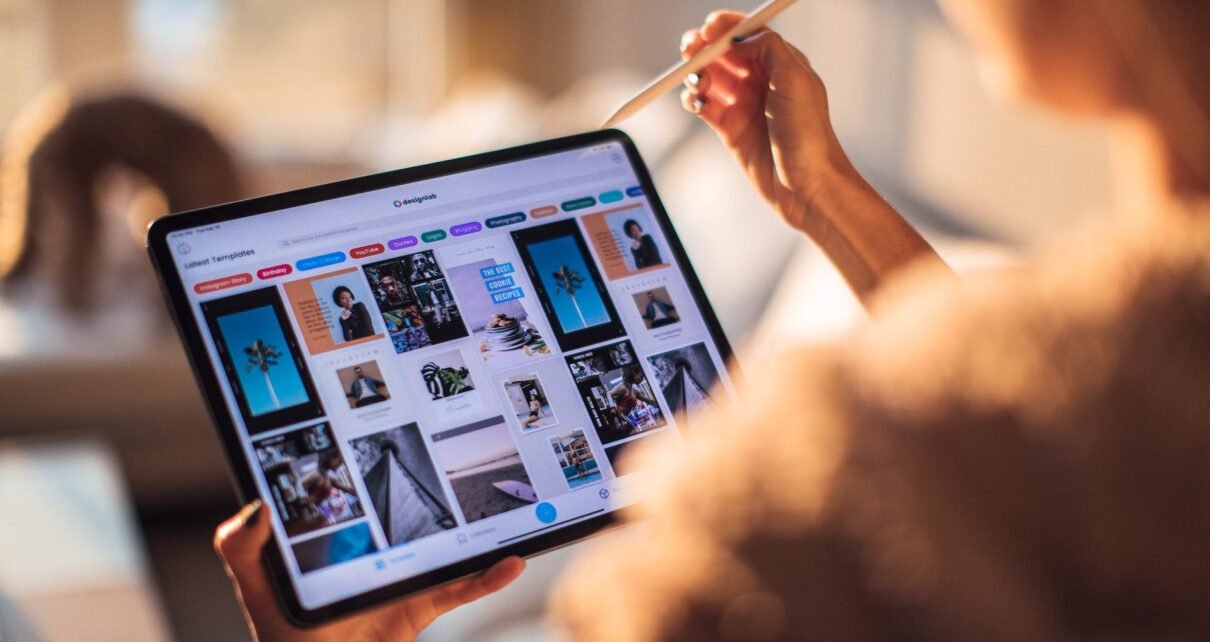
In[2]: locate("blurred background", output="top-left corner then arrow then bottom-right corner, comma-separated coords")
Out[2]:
0,0 -> 1116,640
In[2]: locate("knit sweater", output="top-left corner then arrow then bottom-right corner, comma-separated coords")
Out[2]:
554,206 -> 1210,641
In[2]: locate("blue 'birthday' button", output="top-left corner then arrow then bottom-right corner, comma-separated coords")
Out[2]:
535,502 -> 557,524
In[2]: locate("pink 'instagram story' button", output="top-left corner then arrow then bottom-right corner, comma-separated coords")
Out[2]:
195,273 -> 253,294
256,264 -> 293,280
388,236 -> 418,251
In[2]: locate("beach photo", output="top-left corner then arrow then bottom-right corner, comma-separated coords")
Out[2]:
549,429 -> 603,490
502,373 -> 558,433
348,423 -> 456,546
430,416 -> 537,524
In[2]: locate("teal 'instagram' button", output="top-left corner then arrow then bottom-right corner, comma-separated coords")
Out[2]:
296,251 -> 346,271
598,190 -> 623,204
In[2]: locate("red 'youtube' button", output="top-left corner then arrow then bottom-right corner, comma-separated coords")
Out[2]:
350,243 -> 385,259
194,273 -> 252,294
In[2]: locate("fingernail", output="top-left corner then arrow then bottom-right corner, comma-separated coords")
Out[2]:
686,72 -> 701,89
243,499 -> 264,528
680,31 -> 695,52
732,34 -> 749,43
690,96 -> 706,114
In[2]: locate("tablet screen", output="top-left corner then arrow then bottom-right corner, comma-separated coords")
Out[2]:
159,137 -> 734,610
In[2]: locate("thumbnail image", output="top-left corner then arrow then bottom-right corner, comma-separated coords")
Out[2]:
348,423 -> 456,546
502,373 -> 558,433
292,522 -> 377,574
549,429 -> 603,490
420,349 -> 476,401
646,343 -> 721,423
512,220 -> 625,352
201,286 -> 325,434
581,206 -> 668,280
253,422 -> 364,538
335,361 -> 390,409
363,251 -> 468,354
447,259 -> 550,365
603,430 -> 675,476
282,267 -> 383,355
430,416 -> 537,524
633,287 -> 680,330
565,340 -> 667,446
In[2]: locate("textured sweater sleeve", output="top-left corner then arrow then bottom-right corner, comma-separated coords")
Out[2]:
550,221 -> 1210,641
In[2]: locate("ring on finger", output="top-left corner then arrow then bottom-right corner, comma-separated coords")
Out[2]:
690,96 -> 706,114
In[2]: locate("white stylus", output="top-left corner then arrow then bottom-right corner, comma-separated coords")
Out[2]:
600,0 -> 799,129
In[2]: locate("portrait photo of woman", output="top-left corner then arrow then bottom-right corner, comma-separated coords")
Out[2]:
332,285 -> 375,342
623,219 -> 662,269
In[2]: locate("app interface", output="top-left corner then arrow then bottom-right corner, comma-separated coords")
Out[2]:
168,141 -> 733,608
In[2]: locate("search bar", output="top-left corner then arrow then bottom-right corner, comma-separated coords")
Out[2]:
279,168 -> 630,248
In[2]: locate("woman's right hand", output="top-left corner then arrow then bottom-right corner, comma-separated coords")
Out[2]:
680,11 -> 857,233
681,10 -> 949,305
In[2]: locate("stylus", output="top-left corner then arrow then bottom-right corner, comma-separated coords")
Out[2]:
599,0 -> 799,129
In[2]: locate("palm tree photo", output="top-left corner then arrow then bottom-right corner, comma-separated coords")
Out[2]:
551,265 -> 588,329
245,339 -> 283,410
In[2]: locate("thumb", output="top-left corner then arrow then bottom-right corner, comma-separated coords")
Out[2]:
215,500 -> 285,623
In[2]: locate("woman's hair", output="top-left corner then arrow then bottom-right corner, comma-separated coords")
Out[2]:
1095,2 -> 1210,191
623,219 -> 641,235
332,285 -> 355,305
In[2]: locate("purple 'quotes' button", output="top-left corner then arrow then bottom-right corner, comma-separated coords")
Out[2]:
449,221 -> 483,237
388,236 -> 418,250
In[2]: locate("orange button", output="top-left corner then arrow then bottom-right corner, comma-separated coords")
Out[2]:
257,264 -> 293,280
530,205 -> 558,218
194,273 -> 253,294
350,243 -> 385,259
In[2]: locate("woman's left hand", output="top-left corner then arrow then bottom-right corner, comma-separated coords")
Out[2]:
215,501 -> 525,642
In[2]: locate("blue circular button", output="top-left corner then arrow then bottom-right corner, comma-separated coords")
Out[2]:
535,502 -> 557,524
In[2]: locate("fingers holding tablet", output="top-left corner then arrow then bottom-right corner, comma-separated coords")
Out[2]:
216,501 -> 526,641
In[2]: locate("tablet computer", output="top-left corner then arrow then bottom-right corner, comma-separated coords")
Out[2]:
147,129 -> 736,625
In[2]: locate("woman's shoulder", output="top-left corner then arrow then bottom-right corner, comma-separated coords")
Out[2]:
553,207 -> 1210,641
849,205 -> 1210,424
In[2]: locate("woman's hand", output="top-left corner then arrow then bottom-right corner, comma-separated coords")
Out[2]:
681,10 -> 950,305
680,10 -> 853,231
215,501 -> 525,642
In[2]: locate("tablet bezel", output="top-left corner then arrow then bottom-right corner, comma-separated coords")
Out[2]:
146,129 -> 735,626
